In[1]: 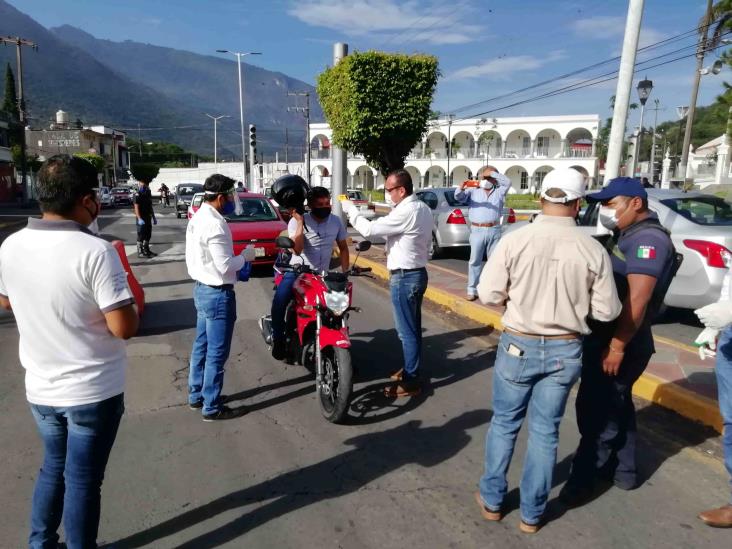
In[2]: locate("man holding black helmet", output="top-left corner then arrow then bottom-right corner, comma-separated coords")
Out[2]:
270,183 -> 349,360
185,174 -> 255,421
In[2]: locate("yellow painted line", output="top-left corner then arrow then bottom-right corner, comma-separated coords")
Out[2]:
427,261 -> 469,279
356,254 -> 723,433
653,334 -> 698,355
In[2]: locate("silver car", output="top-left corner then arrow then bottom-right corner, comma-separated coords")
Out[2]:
415,187 -> 515,259
506,189 -> 732,310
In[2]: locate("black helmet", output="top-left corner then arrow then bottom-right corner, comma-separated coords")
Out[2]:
272,174 -> 310,213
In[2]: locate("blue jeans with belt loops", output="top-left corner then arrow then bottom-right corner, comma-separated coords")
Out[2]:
389,268 -> 428,380
478,332 -> 583,525
29,394 -> 124,549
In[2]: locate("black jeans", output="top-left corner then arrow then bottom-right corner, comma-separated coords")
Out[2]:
570,333 -> 653,486
136,217 -> 152,242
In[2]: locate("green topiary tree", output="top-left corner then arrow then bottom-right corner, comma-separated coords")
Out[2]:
317,51 -> 439,175
73,153 -> 105,173
129,163 -> 160,183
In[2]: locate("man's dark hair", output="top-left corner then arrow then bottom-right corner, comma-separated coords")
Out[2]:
35,155 -> 98,215
308,186 -> 331,202
387,169 -> 413,195
203,174 -> 236,202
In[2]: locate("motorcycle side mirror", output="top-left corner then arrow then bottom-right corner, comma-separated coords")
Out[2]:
355,240 -> 371,252
276,236 -> 295,249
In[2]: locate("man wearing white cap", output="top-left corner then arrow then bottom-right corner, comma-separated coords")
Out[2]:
473,168 -> 621,533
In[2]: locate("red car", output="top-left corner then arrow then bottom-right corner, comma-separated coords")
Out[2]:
227,192 -> 287,264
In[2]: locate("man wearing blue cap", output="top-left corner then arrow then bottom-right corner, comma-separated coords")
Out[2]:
561,177 -> 677,504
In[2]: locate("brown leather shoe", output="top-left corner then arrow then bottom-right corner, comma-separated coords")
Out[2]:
698,504 -> 732,527
474,491 -> 502,521
389,368 -> 404,381
519,520 -> 541,534
384,381 -> 422,398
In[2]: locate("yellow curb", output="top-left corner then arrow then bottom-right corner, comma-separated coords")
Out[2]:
653,334 -> 699,356
355,255 -> 723,433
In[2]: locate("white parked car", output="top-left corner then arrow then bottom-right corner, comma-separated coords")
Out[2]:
94,186 -> 113,208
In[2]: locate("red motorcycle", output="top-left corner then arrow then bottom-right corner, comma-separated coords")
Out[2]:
259,236 -> 372,423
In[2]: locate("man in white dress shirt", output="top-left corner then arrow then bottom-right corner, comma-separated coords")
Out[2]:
185,174 -> 254,421
343,169 -> 434,397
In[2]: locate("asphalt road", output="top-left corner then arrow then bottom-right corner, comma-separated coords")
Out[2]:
0,207 -> 728,548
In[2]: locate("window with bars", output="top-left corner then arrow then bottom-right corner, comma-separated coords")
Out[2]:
520,171 -> 529,189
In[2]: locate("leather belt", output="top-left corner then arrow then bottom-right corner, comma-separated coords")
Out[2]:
389,267 -> 427,275
505,327 -> 581,341
471,222 -> 497,228
197,281 -> 234,290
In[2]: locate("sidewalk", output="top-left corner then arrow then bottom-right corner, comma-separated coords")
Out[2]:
355,245 -> 723,433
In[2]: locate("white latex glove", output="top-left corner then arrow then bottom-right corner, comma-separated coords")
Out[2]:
694,327 -> 719,360
340,199 -> 359,219
695,301 -> 732,330
240,244 -> 256,262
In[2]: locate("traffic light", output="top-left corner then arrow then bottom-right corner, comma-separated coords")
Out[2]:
248,124 -> 257,161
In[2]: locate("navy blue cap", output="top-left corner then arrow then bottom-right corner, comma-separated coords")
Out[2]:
586,177 -> 647,202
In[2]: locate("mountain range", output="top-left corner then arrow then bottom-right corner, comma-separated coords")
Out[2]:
0,0 -> 323,157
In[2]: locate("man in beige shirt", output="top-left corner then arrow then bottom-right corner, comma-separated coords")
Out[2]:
474,168 -> 621,534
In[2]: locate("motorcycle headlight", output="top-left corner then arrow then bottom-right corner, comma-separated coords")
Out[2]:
324,291 -> 349,316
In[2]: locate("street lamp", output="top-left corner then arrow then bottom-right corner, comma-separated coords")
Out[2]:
630,76 -> 653,178
204,113 -> 230,167
216,49 -> 262,184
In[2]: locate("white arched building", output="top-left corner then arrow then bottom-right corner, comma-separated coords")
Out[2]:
306,115 -> 600,193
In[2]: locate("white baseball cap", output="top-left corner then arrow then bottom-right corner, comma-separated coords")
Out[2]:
540,168 -> 586,203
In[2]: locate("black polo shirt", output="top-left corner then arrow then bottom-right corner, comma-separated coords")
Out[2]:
133,187 -> 154,218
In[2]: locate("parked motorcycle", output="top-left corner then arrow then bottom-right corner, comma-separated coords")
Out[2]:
259,236 -> 372,423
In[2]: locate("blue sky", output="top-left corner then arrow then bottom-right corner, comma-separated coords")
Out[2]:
8,0 -> 728,127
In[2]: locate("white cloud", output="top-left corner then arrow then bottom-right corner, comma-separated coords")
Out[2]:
571,16 -> 668,49
447,51 -> 566,81
288,0 -> 480,45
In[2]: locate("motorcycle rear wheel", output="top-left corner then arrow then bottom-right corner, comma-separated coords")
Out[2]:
319,346 -> 353,424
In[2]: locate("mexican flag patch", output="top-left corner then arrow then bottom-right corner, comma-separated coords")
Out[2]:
637,246 -> 656,259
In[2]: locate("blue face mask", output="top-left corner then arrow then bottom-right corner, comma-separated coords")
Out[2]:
222,197 -> 236,215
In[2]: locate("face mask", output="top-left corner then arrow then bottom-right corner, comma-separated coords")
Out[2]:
221,196 -> 236,216
599,206 -> 619,231
84,195 -> 100,223
311,206 -> 331,219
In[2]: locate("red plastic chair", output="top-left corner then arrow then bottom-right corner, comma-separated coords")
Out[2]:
112,240 -> 145,317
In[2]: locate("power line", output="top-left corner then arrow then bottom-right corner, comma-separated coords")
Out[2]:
446,19 -> 727,117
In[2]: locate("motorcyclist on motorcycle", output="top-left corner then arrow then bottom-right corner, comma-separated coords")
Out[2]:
270,184 -> 350,359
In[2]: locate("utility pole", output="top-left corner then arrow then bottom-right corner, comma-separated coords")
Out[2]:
446,114 -> 455,185
285,128 -> 289,165
288,92 -> 311,184
204,113 -> 229,167
331,43 -> 348,222
1,35 -> 37,198
648,99 -> 662,183
679,0 -> 713,182
604,0 -> 645,181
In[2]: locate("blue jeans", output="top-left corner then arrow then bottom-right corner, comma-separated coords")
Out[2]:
189,282 -> 237,415
389,268 -> 428,380
271,271 -> 298,340
716,327 -> 732,504
29,393 -> 124,549
478,332 -> 583,524
468,226 -> 501,296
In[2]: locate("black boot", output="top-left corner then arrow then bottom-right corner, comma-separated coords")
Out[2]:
143,241 -> 157,257
137,242 -> 149,258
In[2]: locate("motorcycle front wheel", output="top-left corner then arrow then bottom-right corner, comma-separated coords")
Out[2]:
319,346 -> 353,424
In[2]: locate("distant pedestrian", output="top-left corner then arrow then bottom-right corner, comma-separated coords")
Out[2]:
160,183 -> 170,207
185,174 -> 254,420
642,176 -> 654,189
343,169 -> 434,397
474,168 -> 621,533
0,155 -> 138,548
454,166 -> 511,301
133,179 -> 157,258
561,177 -> 677,504
694,293 -> 732,526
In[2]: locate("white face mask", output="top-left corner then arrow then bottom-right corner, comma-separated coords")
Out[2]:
599,206 -> 619,231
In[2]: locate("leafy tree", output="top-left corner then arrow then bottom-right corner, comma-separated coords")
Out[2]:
2,63 -> 17,117
129,163 -> 160,183
73,153 -> 105,172
317,51 -> 439,175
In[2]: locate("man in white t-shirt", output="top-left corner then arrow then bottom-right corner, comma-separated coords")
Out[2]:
0,155 -> 138,549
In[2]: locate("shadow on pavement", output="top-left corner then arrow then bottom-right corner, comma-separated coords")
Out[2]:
346,326 -> 494,425
142,279 -> 193,289
111,409 -> 490,549
137,298 -> 196,336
